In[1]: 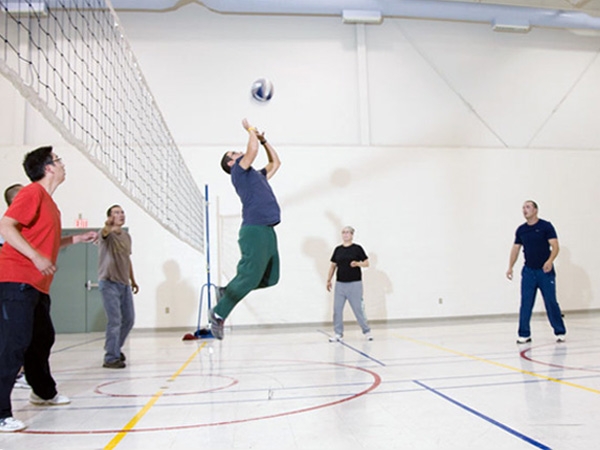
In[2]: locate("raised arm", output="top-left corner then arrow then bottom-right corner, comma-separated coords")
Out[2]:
238,118 -> 260,170
257,132 -> 281,180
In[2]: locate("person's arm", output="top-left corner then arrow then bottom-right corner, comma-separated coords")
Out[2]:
129,259 -> 139,294
60,231 -> 98,248
326,262 -> 337,292
506,243 -> 521,280
257,132 -> 281,180
350,259 -> 369,268
0,215 -> 55,275
543,238 -> 559,273
238,118 -> 259,170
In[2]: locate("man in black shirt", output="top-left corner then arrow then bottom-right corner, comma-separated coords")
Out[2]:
326,226 -> 372,342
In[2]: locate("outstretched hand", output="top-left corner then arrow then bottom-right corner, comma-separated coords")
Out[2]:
242,118 -> 253,131
242,118 -> 266,142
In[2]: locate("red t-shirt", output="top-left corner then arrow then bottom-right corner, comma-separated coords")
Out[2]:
0,183 -> 61,294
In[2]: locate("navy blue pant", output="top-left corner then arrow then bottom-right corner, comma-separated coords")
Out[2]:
0,282 -> 58,419
518,266 -> 566,338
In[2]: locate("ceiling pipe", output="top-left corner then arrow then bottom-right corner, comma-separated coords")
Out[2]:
78,0 -> 600,31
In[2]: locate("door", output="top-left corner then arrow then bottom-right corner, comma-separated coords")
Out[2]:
50,228 -> 106,333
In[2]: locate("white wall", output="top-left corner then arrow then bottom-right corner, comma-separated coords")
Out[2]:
2,3 -> 600,329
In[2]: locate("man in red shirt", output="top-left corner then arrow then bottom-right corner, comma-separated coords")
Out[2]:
0,146 -> 97,432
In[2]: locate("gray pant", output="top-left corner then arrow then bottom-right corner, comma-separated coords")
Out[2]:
333,281 -> 370,336
99,280 -> 134,363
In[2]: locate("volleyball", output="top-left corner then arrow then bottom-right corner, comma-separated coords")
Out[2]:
251,78 -> 274,102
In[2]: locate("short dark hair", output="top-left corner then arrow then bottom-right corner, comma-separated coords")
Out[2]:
220,152 -> 233,175
4,184 -> 23,206
526,200 -> 538,210
23,146 -> 54,182
106,204 -> 122,217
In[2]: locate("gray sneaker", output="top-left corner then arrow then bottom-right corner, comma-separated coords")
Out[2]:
210,308 -> 225,340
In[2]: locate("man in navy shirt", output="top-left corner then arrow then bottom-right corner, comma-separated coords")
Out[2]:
211,119 -> 281,340
506,200 -> 566,344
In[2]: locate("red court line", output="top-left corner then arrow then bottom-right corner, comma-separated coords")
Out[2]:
95,373 -> 238,397
520,346 -> 600,373
21,361 -> 382,435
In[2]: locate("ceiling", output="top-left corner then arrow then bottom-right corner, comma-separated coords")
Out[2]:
6,1 -> 600,31
108,0 -> 600,15
105,0 -> 600,32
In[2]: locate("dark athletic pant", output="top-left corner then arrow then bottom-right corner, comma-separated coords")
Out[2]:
0,282 -> 58,419
214,225 -> 279,319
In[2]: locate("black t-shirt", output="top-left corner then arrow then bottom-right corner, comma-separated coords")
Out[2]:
330,244 -> 368,282
514,219 -> 557,269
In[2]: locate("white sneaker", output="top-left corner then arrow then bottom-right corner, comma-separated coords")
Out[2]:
556,335 -> 566,343
516,336 -> 532,344
30,392 -> 71,406
0,416 -> 26,432
364,332 -> 374,341
328,334 -> 343,342
14,373 -> 30,389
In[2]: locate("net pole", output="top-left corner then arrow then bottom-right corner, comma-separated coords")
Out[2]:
194,184 -> 215,338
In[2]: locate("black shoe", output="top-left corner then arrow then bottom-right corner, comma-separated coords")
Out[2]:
119,352 -> 126,362
103,360 -> 126,369
209,308 -> 225,340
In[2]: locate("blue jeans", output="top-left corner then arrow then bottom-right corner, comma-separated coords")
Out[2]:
0,283 -> 57,419
99,280 -> 134,363
518,266 -> 566,338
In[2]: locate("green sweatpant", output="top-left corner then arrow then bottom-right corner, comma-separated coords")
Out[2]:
214,225 -> 279,319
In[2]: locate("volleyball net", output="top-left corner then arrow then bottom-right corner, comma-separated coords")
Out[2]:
0,0 -> 204,252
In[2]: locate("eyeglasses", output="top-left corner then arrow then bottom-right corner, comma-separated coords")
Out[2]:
49,157 -> 62,165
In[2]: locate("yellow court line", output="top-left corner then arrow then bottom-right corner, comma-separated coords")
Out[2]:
104,342 -> 207,450
394,334 -> 600,395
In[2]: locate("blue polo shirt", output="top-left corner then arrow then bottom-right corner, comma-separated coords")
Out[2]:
231,160 -> 280,226
514,219 -> 557,269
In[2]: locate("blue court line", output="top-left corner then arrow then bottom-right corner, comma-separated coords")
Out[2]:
317,329 -> 386,366
340,341 -> 386,366
413,379 -> 551,450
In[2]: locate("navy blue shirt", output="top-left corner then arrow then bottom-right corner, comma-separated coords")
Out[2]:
231,160 -> 280,226
514,219 -> 557,270
331,244 -> 368,282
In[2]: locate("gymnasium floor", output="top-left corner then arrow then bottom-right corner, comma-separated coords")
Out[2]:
2,312 -> 599,450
